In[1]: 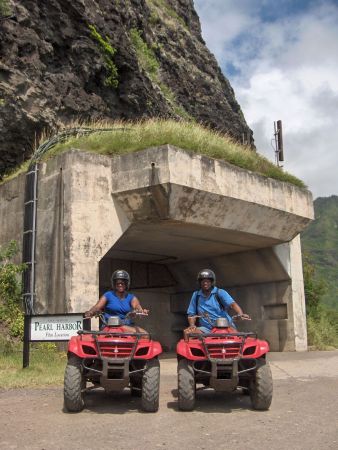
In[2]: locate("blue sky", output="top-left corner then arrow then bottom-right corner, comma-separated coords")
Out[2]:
195,0 -> 338,198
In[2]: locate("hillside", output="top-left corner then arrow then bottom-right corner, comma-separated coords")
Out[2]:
301,195 -> 338,310
0,0 -> 253,176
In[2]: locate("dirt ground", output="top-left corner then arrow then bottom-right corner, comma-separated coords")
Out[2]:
0,351 -> 337,450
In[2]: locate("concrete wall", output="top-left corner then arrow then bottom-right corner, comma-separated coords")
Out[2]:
0,146 -> 314,351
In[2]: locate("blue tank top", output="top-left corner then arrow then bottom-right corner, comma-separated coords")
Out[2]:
103,291 -> 134,324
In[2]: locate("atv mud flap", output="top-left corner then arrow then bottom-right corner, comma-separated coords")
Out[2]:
209,359 -> 239,392
100,359 -> 129,391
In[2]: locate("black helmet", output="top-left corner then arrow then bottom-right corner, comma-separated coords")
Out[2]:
197,269 -> 216,286
111,270 -> 130,290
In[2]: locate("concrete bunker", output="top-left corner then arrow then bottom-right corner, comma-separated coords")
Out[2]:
0,145 -> 314,351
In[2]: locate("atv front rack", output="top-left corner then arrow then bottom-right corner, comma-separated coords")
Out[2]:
78,330 -> 150,360
187,331 -> 257,361
78,330 -> 152,390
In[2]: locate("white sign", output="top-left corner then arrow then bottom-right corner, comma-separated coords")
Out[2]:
30,315 -> 84,341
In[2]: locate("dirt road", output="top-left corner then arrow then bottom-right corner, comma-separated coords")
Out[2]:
0,351 -> 337,450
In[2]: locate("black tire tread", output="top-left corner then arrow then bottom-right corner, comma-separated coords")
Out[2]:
141,358 -> 160,412
250,361 -> 273,410
178,359 -> 195,411
64,356 -> 85,412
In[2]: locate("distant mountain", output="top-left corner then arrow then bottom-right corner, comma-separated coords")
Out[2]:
301,195 -> 338,310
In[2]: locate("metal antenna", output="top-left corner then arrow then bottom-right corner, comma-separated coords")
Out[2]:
273,120 -> 284,167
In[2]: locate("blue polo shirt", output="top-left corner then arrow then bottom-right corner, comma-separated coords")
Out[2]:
187,287 -> 235,330
103,291 -> 134,324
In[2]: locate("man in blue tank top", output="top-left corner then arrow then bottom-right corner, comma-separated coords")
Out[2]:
85,270 -> 148,333
185,269 -> 250,335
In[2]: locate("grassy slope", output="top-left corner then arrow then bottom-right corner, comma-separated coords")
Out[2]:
0,343 -> 66,388
1,120 -> 306,188
301,195 -> 338,310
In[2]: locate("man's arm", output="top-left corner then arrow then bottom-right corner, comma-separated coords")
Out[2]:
230,301 -> 251,320
186,292 -> 198,330
188,315 -> 197,327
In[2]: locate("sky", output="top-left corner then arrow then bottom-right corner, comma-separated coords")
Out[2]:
194,0 -> 338,199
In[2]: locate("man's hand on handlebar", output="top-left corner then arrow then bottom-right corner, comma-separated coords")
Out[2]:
184,325 -> 197,334
233,313 -> 251,321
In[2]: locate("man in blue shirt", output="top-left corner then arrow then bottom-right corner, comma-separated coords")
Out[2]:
185,269 -> 250,335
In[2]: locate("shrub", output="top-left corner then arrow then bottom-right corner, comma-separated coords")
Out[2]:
303,257 -> 338,349
0,241 -> 25,340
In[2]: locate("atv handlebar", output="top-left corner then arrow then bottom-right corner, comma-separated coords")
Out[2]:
90,310 -> 149,325
231,313 -> 251,321
190,312 -> 251,327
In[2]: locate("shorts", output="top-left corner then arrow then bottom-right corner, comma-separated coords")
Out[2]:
197,326 -> 211,334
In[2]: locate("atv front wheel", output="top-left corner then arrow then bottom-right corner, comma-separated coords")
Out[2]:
178,359 -> 195,411
64,356 -> 85,412
141,358 -> 160,412
250,361 -> 273,410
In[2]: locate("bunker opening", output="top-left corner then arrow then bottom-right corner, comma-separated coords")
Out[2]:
99,221 -> 291,352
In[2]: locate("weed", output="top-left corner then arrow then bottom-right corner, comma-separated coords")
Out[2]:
88,24 -> 118,88
0,0 -> 11,16
130,28 -> 159,81
146,0 -> 187,29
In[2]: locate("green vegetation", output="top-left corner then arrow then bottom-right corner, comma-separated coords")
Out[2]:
0,0 -> 11,16
0,340 -> 65,388
303,257 -> 338,349
301,196 -> 338,311
0,99 -> 5,106
16,119 -> 304,188
302,196 -> 338,348
130,28 -> 160,81
88,24 -> 118,88
146,0 -> 187,29
0,241 -> 25,340
129,29 -> 192,119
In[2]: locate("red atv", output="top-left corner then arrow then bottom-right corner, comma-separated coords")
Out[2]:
176,315 -> 273,411
64,312 -> 162,412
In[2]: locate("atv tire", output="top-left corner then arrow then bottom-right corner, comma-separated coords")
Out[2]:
141,358 -> 160,412
178,359 -> 195,411
250,361 -> 273,410
64,356 -> 85,412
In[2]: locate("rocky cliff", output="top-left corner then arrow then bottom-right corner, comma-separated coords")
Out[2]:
0,0 -> 253,175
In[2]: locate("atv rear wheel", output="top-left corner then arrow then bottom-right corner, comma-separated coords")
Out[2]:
178,359 -> 195,411
250,361 -> 273,410
64,356 -> 85,412
141,358 -> 160,412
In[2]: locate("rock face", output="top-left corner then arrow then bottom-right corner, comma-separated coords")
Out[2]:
0,0 -> 253,175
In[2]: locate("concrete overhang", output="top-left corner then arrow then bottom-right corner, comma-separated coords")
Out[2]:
108,145 -> 314,262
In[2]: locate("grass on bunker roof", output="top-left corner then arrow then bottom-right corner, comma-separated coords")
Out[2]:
1,119 -> 306,189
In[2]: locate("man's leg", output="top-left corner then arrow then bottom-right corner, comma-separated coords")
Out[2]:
122,325 -> 148,334
183,325 -> 208,341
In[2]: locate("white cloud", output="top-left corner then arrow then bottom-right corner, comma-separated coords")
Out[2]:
195,0 -> 338,197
